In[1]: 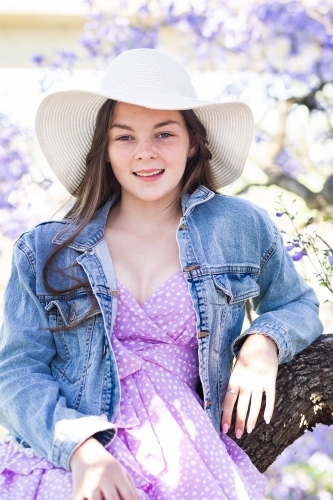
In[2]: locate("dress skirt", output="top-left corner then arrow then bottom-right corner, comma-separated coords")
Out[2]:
0,271 -> 266,499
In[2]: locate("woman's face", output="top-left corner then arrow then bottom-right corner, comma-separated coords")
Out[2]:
107,102 -> 196,203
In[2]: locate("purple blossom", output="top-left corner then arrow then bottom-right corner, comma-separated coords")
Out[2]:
30,54 -> 44,66
266,424 -> 333,497
284,242 -> 295,251
292,250 -> 307,261
51,50 -> 77,70
276,212 -> 285,217
328,254 -> 333,265
0,114 -> 52,240
138,4 -> 150,16
254,130 -> 270,143
49,0 -> 333,89
320,43 -> 333,82
275,148 -> 302,178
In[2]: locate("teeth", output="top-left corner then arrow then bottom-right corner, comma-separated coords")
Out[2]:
135,170 -> 163,177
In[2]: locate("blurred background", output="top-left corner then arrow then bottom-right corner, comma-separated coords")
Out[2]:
0,0 -> 333,497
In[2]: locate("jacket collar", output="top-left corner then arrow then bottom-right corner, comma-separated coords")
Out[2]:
52,198 -> 114,251
181,185 -> 215,216
53,186 -> 215,251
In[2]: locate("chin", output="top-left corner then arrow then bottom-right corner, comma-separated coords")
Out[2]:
132,187 -> 180,203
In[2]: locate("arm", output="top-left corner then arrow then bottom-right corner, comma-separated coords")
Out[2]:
222,214 -> 323,437
0,240 -> 116,470
233,218 -> 323,364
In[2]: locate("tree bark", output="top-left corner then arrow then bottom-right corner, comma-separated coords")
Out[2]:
228,334 -> 333,472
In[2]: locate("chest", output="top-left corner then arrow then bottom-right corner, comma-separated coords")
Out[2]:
104,224 -> 181,305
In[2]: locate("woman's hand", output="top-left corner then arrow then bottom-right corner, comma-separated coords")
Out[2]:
70,437 -> 139,500
221,333 -> 278,439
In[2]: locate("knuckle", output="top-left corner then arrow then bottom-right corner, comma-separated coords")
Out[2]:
91,489 -> 101,500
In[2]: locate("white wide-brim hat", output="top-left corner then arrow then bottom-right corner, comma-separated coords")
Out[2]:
36,48 -> 253,194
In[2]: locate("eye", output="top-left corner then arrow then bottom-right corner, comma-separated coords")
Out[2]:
117,135 -> 132,141
158,132 -> 173,138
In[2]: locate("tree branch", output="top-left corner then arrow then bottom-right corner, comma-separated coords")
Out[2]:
237,172 -> 333,210
228,334 -> 333,472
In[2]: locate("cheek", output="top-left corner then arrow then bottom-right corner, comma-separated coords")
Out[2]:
108,145 -> 130,170
163,143 -> 189,166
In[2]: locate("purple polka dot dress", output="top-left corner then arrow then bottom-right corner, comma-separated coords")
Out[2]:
0,271 -> 266,499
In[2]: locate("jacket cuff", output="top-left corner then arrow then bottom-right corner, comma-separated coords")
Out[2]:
52,415 -> 117,470
231,322 -> 292,364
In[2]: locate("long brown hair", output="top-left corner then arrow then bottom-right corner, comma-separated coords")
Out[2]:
43,99 -> 216,302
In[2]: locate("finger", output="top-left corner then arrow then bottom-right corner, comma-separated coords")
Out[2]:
72,486 -> 84,500
126,472 -> 139,498
246,389 -> 263,433
235,390 -> 252,438
126,471 -> 135,485
101,487 -> 121,500
263,380 -> 276,424
221,388 -> 239,433
91,488 -> 106,500
116,475 -> 139,500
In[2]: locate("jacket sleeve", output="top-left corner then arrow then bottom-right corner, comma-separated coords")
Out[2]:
0,240 -> 116,471
232,214 -> 323,364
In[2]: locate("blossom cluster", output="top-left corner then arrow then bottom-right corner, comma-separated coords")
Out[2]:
266,424 -> 333,499
0,114 -> 52,241
275,194 -> 333,297
31,1 -> 333,82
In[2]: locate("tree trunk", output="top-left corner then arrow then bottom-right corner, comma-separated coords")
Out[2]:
228,334 -> 333,472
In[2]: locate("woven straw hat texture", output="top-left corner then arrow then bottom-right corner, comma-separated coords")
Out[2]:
36,49 -> 254,194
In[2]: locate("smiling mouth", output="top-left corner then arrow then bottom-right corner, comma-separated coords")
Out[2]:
134,169 -> 165,177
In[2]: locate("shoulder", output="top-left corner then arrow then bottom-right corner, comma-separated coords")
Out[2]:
192,194 -> 279,261
199,193 -> 275,231
14,219 -> 68,255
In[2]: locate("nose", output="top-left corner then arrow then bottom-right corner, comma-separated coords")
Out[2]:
134,139 -> 158,161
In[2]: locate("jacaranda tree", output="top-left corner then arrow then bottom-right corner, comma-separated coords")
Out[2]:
1,1 -> 333,497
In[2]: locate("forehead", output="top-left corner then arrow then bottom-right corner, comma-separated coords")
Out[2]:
112,102 -> 185,124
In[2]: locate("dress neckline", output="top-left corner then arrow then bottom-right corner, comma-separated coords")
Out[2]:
116,269 -> 183,308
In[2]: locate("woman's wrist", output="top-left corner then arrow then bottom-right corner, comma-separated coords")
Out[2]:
70,437 -> 105,470
240,332 -> 278,357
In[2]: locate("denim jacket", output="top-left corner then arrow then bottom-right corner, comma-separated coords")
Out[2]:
0,186 -> 323,471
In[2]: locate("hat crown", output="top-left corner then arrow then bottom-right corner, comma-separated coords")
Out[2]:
100,48 -> 198,99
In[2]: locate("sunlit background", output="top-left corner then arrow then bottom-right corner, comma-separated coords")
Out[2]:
1,0 -> 333,498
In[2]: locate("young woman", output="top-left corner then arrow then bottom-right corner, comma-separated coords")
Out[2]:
0,49 -> 323,500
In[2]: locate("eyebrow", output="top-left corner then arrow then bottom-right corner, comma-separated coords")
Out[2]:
110,120 -> 181,131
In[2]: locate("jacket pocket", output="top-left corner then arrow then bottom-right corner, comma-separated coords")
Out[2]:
45,290 -> 100,328
45,291 -> 101,385
212,273 -> 260,304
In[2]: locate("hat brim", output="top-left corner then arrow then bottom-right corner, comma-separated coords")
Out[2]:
35,88 -> 253,194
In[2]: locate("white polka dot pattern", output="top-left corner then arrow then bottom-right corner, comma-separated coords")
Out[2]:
0,271 -> 266,499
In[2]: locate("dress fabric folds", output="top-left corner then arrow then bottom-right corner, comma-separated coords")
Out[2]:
0,270 -> 266,499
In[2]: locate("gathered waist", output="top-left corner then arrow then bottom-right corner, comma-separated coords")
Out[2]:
112,337 -> 199,386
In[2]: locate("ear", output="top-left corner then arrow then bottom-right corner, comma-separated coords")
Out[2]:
188,138 -> 198,159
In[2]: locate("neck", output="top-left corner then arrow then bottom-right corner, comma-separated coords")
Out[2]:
107,189 -> 183,230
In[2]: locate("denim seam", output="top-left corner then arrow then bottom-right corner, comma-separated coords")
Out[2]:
15,241 -> 37,277
258,224 -> 278,277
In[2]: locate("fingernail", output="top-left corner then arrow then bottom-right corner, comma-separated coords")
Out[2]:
222,423 -> 229,434
235,429 -> 243,439
247,425 -> 253,434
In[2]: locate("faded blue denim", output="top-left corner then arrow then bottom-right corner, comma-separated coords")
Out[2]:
0,186 -> 323,470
